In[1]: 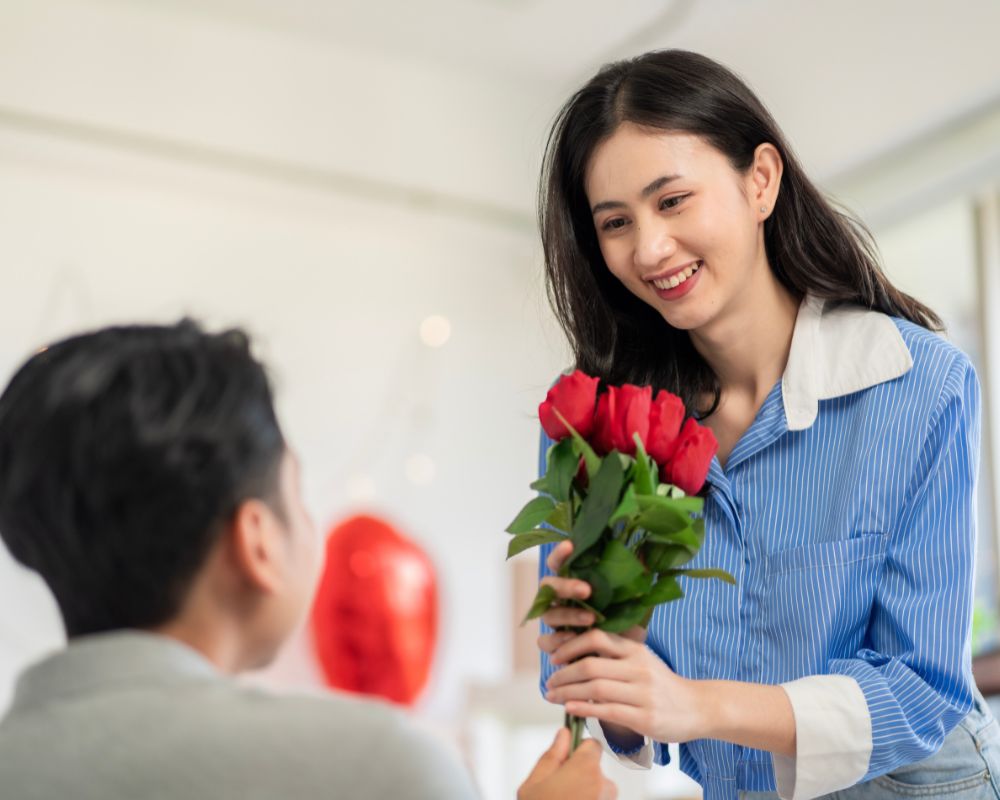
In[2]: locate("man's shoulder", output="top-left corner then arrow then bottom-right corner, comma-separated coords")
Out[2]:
1,676 -> 478,799
220,684 -> 478,797
240,682 -> 416,738
159,676 -> 411,747
2,670 -> 398,750
172,681 -> 480,798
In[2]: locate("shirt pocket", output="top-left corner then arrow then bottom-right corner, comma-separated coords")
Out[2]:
760,533 -> 888,680
767,532 -> 888,576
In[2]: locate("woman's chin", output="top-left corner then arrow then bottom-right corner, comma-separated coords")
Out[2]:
658,302 -> 714,333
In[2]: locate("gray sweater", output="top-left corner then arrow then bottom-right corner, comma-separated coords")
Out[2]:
0,631 -> 480,799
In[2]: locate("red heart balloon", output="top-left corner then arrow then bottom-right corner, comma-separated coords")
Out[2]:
310,514 -> 438,706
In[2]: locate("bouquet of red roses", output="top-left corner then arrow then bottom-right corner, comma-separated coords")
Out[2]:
508,371 -> 734,747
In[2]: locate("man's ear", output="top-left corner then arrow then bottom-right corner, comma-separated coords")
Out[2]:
228,498 -> 286,594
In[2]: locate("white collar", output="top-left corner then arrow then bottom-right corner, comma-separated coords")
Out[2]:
782,295 -> 914,431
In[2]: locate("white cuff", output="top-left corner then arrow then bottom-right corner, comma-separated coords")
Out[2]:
772,675 -> 872,800
585,717 -> 654,769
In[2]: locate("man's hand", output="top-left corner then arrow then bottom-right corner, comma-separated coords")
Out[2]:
517,727 -> 617,800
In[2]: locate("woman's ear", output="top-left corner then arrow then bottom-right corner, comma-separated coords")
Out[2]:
228,498 -> 286,595
749,142 -> 783,219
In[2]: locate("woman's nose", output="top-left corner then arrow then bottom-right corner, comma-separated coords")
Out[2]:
633,221 -> 676,270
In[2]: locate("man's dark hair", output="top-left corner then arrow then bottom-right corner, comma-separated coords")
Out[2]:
0,320 -> 286,637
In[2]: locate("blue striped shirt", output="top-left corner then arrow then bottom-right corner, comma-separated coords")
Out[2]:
538,298 -> 981,799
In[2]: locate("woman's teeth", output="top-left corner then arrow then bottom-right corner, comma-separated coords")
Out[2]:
652,261 -> 701,290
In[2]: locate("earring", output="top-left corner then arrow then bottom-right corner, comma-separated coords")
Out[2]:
760,206 -> 767,213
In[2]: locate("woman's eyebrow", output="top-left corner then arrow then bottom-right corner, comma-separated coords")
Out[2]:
640,174 -> 683,198
591,174 -> 684,215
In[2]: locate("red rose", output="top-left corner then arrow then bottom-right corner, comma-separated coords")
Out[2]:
661,418 -> 718,494
592,384 -> 652,455
591,392 -> 614,454
538,370 -> 600,440
646,390 -> 685,465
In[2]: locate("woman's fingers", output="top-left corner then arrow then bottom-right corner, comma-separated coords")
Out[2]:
564,701 -> 646,734
550,628 -> 633,665
545,655 -> 632,689
546,539 -> 574,573
621,625 -> 648,644
543,631 -> 692,744
546,677 -> 645,708
540,575 -> 591,602
540,605 -> 595,630
538,541 -> 595,626
537,629 -> 577,655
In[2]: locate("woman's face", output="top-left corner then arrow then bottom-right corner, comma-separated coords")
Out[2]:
584,123 -> 774,334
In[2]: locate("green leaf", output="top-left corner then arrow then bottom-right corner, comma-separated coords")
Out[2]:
631,435 -> 656,496
673,567 -> 737,585
522,584 -> 557,624
573,565 -> 613,610
545,501 -> 572,534
645,525 -> 702,550
507,530 -> 566,559
635,506 -> 691,538
595,540 -> 645,589
506,496 -> 557,534
609,484 -> 638,526
553,409 -> 601,479
547,438 -> 578,503
643,575 -> 684,605
566,455 -> 625,569
569,547 -> 600,570
638,493 -> 704,515
611,571 -> 654,604
642,542 -> 695,571
596,601 -> 650,633
573,598 -> 607,623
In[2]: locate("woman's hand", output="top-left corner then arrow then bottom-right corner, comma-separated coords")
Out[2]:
544,627 -> 707,744
537,541 -> 647,653
537,540 -> 649,748
536,544 -> 797,756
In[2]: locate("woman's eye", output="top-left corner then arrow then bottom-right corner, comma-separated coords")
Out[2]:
601,217 -> 628,231
660,195 -> 688,210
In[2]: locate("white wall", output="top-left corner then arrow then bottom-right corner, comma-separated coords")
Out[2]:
0,0 -> 551,215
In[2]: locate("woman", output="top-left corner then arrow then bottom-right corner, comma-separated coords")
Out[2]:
535,50 -> 1000,800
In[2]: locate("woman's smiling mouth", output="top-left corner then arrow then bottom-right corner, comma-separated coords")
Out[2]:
649,260 -> 702,290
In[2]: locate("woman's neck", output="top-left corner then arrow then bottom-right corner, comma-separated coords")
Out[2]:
690,269 -> 801,410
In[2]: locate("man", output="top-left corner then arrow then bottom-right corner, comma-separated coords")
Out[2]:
0,321 -> 615,800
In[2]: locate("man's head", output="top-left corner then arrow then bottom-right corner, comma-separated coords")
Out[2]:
0,320 -> 318,669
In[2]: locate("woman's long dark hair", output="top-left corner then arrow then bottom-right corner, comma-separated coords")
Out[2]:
540,49 -> 941,414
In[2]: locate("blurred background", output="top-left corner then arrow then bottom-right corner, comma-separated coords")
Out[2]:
2,1 -> 1000,797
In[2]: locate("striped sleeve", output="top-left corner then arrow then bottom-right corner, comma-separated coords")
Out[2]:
826,355 -> 980,781
537,427 -> 559,696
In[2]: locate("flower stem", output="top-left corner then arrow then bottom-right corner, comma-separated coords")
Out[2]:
560,489 -> 586,752
565,711 -> 585,752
